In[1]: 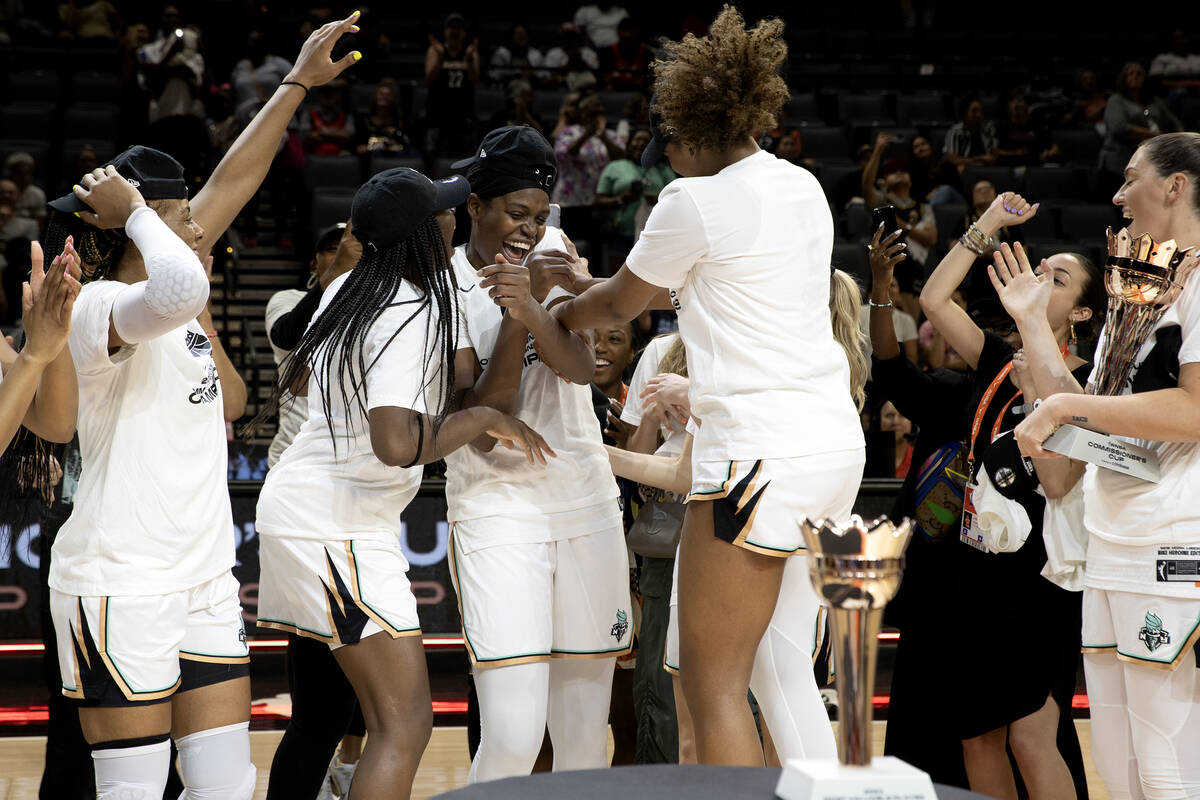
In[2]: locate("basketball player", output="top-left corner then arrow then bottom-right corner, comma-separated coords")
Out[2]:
551,8 -> 867,765
445,125 -> 633,782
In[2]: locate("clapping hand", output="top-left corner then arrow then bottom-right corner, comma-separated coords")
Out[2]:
22,239 -> 83,366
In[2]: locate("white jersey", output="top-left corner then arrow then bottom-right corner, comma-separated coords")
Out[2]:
264,288 -> 309,468
620,333 -> 687,459
50,281 -> 233,597
256,272 -> 451,541
1083,268 -> 1200,595
444,236 -> 618,533
626,150 -> 864,464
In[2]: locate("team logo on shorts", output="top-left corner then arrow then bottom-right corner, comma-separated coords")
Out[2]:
610,609 -> 629,641
1138,611 -> 1171,653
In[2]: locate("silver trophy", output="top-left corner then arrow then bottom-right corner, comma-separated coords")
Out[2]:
1044,228 -> 1195,481
775,515 -> 935,800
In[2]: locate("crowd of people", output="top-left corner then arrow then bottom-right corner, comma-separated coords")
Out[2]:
1,4 -> 1200,800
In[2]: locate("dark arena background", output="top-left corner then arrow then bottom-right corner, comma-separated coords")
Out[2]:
2,1 -> 1195,797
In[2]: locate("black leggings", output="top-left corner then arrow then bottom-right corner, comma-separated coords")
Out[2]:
265,634 -> 365,800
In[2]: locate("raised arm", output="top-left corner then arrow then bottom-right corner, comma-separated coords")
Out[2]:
21,241 -> 83,443
191,13 -> 362,258
867,224 -> 908,361
920,191 -> 1037,369
860,133 -> 891,208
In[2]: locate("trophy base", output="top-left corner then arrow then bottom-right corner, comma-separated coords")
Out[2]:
775,756 -> 937,800
1043,424 -> 1160,482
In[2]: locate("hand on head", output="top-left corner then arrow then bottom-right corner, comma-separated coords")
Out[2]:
73,165 -> 146,229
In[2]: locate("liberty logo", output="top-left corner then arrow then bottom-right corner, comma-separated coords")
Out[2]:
610,609 -> 628,641
1138,611 -> 1171,653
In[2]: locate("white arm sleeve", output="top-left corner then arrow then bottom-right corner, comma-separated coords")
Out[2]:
110,205 -> 210,343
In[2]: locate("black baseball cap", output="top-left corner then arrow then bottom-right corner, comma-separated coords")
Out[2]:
351,168 -> 469,253
982,430 -> 1039,501
315,223 -> 346,253
49,145 -> 188,214
641,96 -> 670,169
967,298 -> 1016,335
451,126 -> 557,197
444,12 -> 466,28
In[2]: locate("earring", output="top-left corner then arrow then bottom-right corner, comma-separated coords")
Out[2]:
1069,319 -> 1077,346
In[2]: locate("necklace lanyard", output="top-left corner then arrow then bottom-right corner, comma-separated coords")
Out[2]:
966,343 -> 1071,475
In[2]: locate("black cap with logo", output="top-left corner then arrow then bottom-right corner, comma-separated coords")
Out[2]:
351,168 -> 470,253
451,126 -> 557,198
49,145 -> 188,214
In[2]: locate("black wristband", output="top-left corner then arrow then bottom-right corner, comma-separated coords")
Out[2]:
280,80 -> 309,95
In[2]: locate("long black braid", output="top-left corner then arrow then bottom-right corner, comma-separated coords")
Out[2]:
44,209 -> 130,284
247,218 -> 459,449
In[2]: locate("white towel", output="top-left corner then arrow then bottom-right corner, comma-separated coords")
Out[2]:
1039,481 -> 1087,592
972,470 -> 1032,553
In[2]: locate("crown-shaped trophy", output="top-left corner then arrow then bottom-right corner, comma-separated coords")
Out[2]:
775,516 -> 936,800
1043,229 -> 1195,481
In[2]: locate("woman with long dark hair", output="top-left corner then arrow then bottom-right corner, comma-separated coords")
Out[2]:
41,15 -> 362,799
254,167 -> 553,800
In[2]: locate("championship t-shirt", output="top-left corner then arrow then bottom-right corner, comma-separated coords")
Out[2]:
625,149 -> 864,463
256,273 -> 452,541
444,232 -> 619,536
50,281 -> 234,597
1083,267 -> 1200,595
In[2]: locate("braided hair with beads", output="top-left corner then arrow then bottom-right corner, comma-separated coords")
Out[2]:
248,217 -> 459,448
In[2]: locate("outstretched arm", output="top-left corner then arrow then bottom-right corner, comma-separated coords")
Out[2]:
605,434 -> 693,496
191,12 -> 362,258
920,191 -> 1037,369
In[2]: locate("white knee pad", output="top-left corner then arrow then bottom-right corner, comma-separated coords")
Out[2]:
175,721 -> 257,800
93,734 -> 171,800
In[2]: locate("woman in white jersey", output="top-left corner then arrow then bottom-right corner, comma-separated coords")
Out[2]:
1012,131 -> 1200,799
444,125 -> 633,782
41,16 -> 362,799
553,8 -> 866,765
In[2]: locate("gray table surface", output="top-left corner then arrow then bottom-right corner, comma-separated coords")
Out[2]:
432,764 -> 992,799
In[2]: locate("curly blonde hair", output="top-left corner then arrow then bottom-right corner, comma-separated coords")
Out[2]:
651,5 -> 789,151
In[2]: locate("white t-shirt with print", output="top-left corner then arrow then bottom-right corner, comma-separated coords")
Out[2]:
50,281 -> 233,597
625,150 -> 864,464
444,235 -> 619,536
620,333 -> 687,458
1083,270 -> 1200,593
256,272 -> 451,541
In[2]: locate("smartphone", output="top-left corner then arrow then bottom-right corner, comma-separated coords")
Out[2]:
547,203 -> 561,230
872,205 -> 899,236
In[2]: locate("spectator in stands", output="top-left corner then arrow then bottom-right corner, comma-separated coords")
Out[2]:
1068,69 -> 1108,128
616,93 -> 649,142
425,12 -> 480,156
1150,29 -> 1200,79
600,17 -> 651,91
485,79 -> 546,137
489,23 -> 545,84
301,83 -> 355,156
574,2 -> 628,48
773,129 -> 815,170
594,128 -> 673,264
863,134 -> 938,278
995,90 -> 1058,167
136,12 -> 206,124
232,31 -> 294,118
943,96 -> 998,168
1099,61 -> 1183,195
858,270 -> 919,363
57,0 -> 119,43
4,153 -> 46,230
0,180 -> 38,274
544,23 -> 600,92
354,81 -> 416,156
550,91 -> 582,140
908,134 -> 964,206
552,94 -> 625,258
879,401 -> 914,478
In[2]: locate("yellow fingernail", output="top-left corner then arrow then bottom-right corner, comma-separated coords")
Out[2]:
73,184 -> 80,191
351,25 -> 360,32
73,212 -> 80,218
352,51 -> 362,61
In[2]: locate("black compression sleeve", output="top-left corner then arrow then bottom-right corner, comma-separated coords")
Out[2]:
270,286 -> 324,351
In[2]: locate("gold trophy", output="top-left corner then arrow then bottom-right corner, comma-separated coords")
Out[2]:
1043,228 -> 1195,481
775,515 -> 936,800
